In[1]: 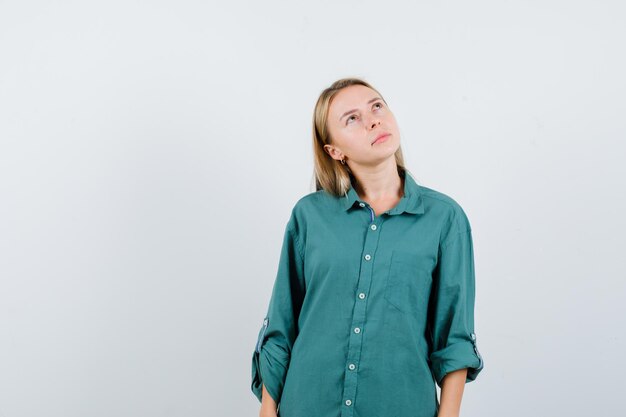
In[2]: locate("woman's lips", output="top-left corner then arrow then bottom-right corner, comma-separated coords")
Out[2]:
372,134 -> 391,145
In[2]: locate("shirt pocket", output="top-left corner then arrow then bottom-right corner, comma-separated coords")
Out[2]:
384,249 -> 432,315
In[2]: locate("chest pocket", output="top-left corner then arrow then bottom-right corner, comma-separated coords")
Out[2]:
384,249 -> 432,315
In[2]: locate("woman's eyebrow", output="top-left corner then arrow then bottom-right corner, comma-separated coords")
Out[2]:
339,97 -> 383,121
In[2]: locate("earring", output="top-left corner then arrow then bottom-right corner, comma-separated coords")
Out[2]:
340,158 -> 346,165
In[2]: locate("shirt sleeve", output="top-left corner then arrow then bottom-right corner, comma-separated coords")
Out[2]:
251,210 -> 306,405
427,209 -> 484,388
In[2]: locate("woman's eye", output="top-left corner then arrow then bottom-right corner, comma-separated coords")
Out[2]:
373,102 -> 383,110
347,115 -> 358,124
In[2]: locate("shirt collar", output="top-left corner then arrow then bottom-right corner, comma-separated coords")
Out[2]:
342,168 -> 425,215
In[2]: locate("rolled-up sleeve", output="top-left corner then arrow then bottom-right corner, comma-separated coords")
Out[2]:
427,209 -> 484,388
251,211 -> 306,405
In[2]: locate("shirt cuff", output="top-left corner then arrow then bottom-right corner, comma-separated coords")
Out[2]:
251,342 -> 291,404
429,336 -> 484,387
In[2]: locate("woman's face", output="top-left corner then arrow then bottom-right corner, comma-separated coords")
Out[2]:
325,84 -> 401,167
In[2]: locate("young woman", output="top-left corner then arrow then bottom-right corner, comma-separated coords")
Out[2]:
251,78 -> 484,417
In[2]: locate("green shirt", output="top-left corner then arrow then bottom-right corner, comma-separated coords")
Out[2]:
251,168 -> 484,417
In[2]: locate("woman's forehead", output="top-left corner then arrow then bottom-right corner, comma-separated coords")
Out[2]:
329,85 -> 380,116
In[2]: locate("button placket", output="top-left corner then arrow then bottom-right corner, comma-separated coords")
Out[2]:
340,201 -> 383,417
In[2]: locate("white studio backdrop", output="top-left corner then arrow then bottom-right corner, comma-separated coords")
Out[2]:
1,1 -> 624,416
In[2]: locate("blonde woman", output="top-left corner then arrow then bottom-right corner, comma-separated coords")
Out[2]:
251,78 -> 484,417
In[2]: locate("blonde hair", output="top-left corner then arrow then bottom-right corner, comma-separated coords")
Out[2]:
312,77 -> 407,197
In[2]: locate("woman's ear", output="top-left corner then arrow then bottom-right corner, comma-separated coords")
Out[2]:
324,144 -> 343,161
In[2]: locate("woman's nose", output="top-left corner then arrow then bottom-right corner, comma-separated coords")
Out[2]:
368,119 -> 381,129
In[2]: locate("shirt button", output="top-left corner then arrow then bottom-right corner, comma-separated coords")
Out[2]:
359,202 -> 365,207
370,224 -> 377,230
358,293 -> 365,299
345,399 -> 352,406
263,318 -> 268,325
348,363 -> 356,370
364,254 -> 371,261
470,333 -> 476,341
354,327 -> 361,333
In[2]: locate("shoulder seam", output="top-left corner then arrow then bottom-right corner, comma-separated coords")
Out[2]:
441,228 -> 472,250
420,191 -> 460,210
420,189 -> 471,243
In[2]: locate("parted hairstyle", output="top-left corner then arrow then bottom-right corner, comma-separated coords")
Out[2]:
312,77 -> 408,197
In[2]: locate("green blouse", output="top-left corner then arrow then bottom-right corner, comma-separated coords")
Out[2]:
251,168 -> 484,417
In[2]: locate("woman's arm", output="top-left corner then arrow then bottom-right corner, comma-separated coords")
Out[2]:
438,368 -> 468,417
251,208 -> 306,410
259,384 -> 278,417
428,208 -> 483,389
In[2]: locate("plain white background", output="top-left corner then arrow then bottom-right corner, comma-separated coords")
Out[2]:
1,1 -> 625,416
